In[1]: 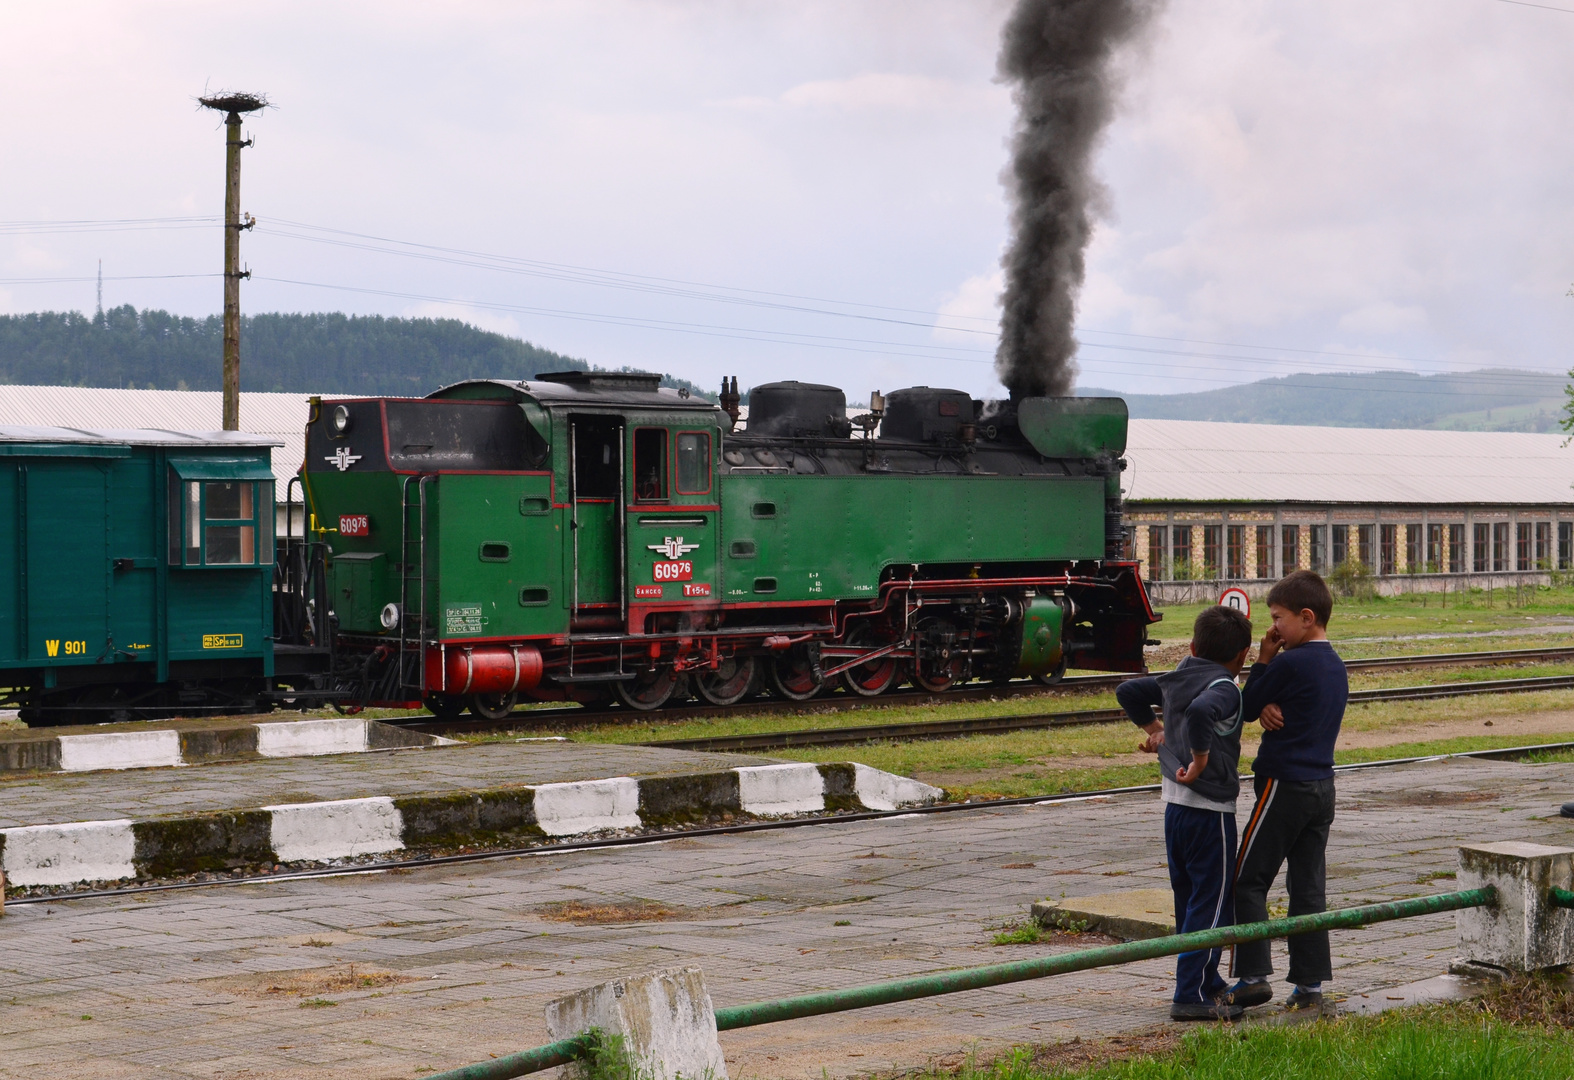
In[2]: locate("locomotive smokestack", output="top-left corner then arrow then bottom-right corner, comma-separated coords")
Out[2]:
994,0 -> 1160,400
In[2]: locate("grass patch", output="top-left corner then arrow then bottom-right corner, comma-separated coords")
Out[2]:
991,922 -> 1045,946
298,997 -> 338,1009
532,900 -> 699,924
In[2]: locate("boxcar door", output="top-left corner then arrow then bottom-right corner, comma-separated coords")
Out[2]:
568,416 -> 623,617
627,425 -> 719,616
24,460 -> 110,663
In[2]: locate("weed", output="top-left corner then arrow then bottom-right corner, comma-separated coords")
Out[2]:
1416,870 -> 1458,884
299,998 -> 338,1009
992,922 -> 1044,946
834,920 -> 852,926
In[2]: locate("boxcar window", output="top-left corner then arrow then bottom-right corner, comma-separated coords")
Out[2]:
385,401 -> 527,471
676,431 -> 710,494
170,476 -> 271,567
633,428 -> 668,501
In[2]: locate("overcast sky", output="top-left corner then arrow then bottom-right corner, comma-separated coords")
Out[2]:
1,0 -> 1571,400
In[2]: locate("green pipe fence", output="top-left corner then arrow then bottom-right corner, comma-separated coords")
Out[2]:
426,887 -> 1495,1080
1551,888 -> 1574,909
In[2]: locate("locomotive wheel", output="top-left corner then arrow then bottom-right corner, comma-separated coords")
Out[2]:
1033,655 -> 1069,686
912,618 -> 967,694
839,626 -> 903,698
616,667 -> 679,711
769,647 -> 823,701
694,656 -> 758,706
424,693 -> 466,720
469,691 -> 519,720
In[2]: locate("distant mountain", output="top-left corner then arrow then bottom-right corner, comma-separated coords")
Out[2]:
0,306 -> 713,399
1081,368 -> 1568,433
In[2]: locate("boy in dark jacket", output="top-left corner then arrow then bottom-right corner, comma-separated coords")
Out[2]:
1227,570 -> 1348,1013
1116,605 -> 1254,1021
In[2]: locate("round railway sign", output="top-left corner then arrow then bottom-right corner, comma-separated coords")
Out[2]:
1219,587 -> 1250,616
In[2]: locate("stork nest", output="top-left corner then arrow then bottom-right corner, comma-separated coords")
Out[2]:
198,91 -> 269,114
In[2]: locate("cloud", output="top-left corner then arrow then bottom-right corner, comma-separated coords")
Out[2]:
933,270 -> 1000,345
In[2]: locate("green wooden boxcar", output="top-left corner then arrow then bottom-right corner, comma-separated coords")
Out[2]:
0,425 -> 281,723
301,373 -> 1156,717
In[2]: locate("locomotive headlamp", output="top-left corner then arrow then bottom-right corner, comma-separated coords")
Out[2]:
332,404 -> 351,435
380,602 -> 401,630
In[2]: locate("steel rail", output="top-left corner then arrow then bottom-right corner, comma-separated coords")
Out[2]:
10,740 -> 1571,910
394,644 -> 1574,736
645,673 -> 1574,753
425,888 -> 1496,1080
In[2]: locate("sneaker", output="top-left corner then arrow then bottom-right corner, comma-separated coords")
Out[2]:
1284,987 -> 1324,1011
1225,979 -> 1274,1008
1170,995 -> 1244,1022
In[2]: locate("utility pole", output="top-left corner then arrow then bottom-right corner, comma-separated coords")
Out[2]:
197,91 -> 267,430
95,259 -> 102,320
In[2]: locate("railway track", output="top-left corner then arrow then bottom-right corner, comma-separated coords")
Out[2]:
13,738 -> 1573,909
396,643 -> 1574,738
645,672 -> 1574,753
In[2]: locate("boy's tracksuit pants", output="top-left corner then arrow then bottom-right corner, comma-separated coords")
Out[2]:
1165,802 -> 1237,1004
1232,775 -> 1337,986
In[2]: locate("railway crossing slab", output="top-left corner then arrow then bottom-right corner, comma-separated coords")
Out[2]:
1,757 -> 1572,1079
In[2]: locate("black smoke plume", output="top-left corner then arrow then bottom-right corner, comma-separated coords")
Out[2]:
995,0 -> 1160,399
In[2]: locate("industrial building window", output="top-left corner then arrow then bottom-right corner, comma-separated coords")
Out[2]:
1449,525 -> 1466,573
632,428 -> 668,501
1227,525 -> 1244,579
1173,526 -> 1193,577
1281,525 -> 1299,573
1331,524 -> 1348,567
1426,524 -> 1442,573
1404,524 -> 1421,572
1561,523 -> 1572,570
1493,522 -> 1509,571
1474,523 -> 1489,572
1148,526 -> 1168,581
1256,525 -> 1273,579
1380,524 -> 1397,575
1516,522 -> 1531,570
168,477 -> 271,567
675,431 -> 711,494
1536,522 -> 1552,570
1309,525 -> 1326,570
1356,524 -> 1374,569
1203,525 -> 1222,578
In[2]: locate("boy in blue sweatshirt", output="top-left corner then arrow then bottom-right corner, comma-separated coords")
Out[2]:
1227,570 -> 1348,1012
1117,605 -> 1253,1021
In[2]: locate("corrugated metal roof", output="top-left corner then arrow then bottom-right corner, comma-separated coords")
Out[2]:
0,386 -> 332,492
0,424 -> 279,448
1125,419 -> 1574,505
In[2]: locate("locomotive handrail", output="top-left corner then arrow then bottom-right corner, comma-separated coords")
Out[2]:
424,887 -> 1496,1080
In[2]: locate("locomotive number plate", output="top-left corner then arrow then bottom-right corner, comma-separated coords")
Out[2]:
653,560 -> 693,582
340,514 -> 370,537
683,582 -> 711,598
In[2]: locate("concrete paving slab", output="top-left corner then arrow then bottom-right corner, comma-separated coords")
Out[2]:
1033,888 -> 1176,939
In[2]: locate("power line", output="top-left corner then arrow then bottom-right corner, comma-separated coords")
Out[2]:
1498,0 -> 1574,14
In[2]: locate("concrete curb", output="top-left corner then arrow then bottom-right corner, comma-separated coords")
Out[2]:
0,718 -> 453,775
0,762 -> 942,888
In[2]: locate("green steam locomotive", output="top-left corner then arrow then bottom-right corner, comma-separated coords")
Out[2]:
301,371 -> 1156,716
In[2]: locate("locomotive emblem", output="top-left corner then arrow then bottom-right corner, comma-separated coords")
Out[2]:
648,536 -> 700,558
325,446 -> 363,472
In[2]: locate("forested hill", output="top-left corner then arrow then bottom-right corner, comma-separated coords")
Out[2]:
1081,368 -> 1568,433
0,306 -> 708,398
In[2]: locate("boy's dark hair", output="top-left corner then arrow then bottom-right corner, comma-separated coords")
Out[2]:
1193,605 -> 1253,663
1267,569 -> 1334,626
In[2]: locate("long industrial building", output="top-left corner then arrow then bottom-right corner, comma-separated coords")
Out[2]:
1123,419 -> 1574,599
2,387 -> 1569,596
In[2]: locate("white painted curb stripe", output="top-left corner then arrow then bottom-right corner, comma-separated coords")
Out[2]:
532,777 -> 641,836
736,763 -> 825,816
1,819 -> 137,886
851,762 -> 943,811
264,797 -> 404,862
57,730 -> 182,772
256,718 -> 370,758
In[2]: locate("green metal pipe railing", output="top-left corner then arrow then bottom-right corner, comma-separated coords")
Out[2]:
1550,887 -> 1574,908
426,887 -> 1495,1080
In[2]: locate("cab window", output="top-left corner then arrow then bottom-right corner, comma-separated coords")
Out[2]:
676,431 -> 710,494
633,428 -> 667,501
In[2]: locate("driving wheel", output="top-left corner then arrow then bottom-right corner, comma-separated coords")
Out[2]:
694,655 -> 758,706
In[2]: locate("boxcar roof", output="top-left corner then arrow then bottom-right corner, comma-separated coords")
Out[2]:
0,424 -> 282,448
